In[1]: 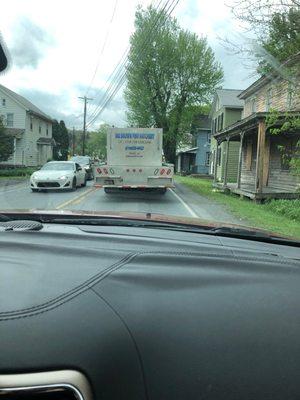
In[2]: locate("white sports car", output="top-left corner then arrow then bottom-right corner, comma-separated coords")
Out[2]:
30,161 -> 87,192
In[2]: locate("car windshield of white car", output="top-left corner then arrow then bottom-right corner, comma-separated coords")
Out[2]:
41,163 -> 74,171
71,156 -> 90,164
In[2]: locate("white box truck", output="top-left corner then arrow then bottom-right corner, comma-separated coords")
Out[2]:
94,127 -> 174,193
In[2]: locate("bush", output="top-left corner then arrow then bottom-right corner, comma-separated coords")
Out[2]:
0,167 -> 38,177
266,199 -> 300,222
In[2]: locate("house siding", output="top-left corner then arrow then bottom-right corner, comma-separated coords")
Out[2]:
240,134 -> 300,192
195,130 -> 210,174
0,86 -> 53,167
0,91 -> 26,128
244,78 -> 300,118
211,105 -> 243,181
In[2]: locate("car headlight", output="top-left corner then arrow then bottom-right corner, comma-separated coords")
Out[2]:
31,174 -> 37,180
59,175 -> 69,180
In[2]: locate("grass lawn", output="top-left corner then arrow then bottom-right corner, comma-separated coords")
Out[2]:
176,175 -> 300,239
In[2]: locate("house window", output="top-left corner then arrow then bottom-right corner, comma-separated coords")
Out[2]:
280,140 -> 296,171
266,88 -> 272,111
39,125 -> 41,134
214,118 -> 217,133
207,132 -> 211,143
2,99 -> 6,106
6,113 -> 13,127
251,97 -> 256,113
217,147 -> 221,166
220,113 -> 224,130
205,151 -> 210,166
46,124 -> 49,136
30,121 -> 33,130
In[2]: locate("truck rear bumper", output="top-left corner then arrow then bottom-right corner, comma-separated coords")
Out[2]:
94,184 -> 174,189
94,176 -> 174,188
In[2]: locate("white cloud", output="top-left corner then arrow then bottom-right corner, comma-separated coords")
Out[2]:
0,0 -> 256,130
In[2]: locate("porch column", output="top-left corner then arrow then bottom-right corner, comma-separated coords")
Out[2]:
13,138 -> 17,165
255,119 -> 266,193
237,132 -> 244,189
223,138 -> 230,187
213,144 -> 218,183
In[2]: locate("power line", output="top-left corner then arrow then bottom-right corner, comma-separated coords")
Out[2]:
86,0 -> 180,128
85,0 -> 119,98
86,0 -> 170,126
85,0 -> 168,126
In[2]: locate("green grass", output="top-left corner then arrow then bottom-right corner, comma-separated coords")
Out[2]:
176,175 -> 300,239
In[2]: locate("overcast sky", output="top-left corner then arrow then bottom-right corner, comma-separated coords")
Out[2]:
0,0 -> 255,130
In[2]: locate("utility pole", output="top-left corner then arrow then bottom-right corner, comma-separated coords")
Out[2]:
78,96 -> 93,155
72,127 -> 75,156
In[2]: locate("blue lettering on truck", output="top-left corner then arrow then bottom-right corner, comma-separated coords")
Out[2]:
125,146 -> 144,151
115,133 -> 155,139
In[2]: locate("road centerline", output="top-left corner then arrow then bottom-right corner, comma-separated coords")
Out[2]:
55,187 -> 98,210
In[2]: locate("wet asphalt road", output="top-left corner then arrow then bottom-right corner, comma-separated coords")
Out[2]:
0,179 -> 241,224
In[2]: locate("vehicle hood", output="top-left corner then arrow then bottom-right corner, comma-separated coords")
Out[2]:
0,208 -> 291,240
32,170 -> 73,180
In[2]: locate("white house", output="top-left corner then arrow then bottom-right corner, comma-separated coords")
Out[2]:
0,84 -> 54,166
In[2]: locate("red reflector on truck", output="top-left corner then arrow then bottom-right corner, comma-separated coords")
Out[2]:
160,169 -> 165,175
103,168 -> 108,174
97,168 -> 102,174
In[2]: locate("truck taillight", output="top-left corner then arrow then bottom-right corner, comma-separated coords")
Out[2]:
154,169 -> 159,175
103,168 -> 108,174
139,169 -> 142,173
166,168 -> 171,175
110,168 -> 115,174
160,168 -> 165,175
97,168 -> 102,174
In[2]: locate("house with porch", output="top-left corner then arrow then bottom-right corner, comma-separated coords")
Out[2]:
0,84 -> 54,167
176,114 -> 211,174
213,56 -> 300,200
210,89 -> 244,181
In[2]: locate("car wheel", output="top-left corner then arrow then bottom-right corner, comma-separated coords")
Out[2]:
31,188 -> 38,193
72,177 -> 77,191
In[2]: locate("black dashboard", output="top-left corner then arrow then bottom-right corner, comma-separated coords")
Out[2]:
0,223 -> 300,399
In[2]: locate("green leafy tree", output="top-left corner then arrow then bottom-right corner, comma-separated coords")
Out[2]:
125,6 -> 223,164
86,124 -> 108,160
0,117 -> 14,162
257,8 -> 300,74
52,119 -> 70,160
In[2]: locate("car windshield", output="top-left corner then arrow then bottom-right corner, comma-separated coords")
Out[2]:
71,156 -> 90,164
0,0 -> 299,240
41,163 -> 74,171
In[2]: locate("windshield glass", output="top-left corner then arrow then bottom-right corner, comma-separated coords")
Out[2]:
41,163 -> 74,171
71,156 -> 90,164
0,0 -> 299,240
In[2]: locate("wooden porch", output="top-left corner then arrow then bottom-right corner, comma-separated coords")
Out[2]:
213,112 -> 300,201
214,182 -> 300,200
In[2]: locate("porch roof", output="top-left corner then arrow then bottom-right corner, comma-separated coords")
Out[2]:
213,111 -> 300,143
36,137 -> 55,145
177,147 -> 198,155
5,128 -> 25,139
